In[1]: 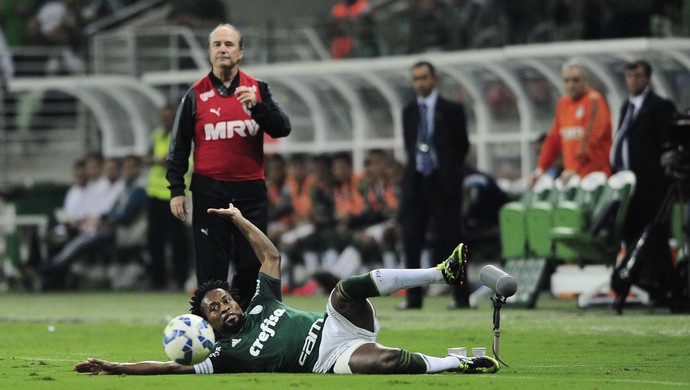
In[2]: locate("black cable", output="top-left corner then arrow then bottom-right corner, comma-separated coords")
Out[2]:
491,295 -> 510,367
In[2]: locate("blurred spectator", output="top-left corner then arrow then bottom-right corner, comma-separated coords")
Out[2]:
273,154 -> 317,290
288,153 -> 367,293
0,23 -> 13,88
0,0 -> 38,47
280,154 -> 334,292
40,155 -> 147,290
271,154 -> 315,245
503,0 -> 545,44
329,0 -> 372,59
46,153 -> 124,246
46,158 -> 88,257
59,158 -> 90,227
33,0 -> 80,47
358,149 -> 394,226
398,0 -> 451,54
448,0 -> 507,50
266,153 -> 289,242
603,0 -> 652,38
578,0 -> 604,40
527,0 -> 580,43
460,166 -> 509,261
167,0 -> 226,28
308,154 -> 337,231
350,9 -> 386,58
79,0 -> 113,25
145,105 -> 190,291
354,150 -> 402,269
332,152 -> 366,231
311,152 -> 389,293
283,154 -> 315,228
683,0 -> 690,35
82,154 -> 125,225
29,0 -> 84,73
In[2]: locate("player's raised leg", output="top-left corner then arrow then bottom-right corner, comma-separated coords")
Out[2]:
335,243 -> 468,303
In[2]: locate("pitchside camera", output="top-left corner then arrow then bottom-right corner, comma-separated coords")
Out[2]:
666,112 -> 690,193
669,111 -> 690,150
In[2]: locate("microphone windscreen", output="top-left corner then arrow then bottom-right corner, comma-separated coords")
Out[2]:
479,265 -> 518,297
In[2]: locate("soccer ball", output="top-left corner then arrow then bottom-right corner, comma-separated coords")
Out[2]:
162,314 -> 216,365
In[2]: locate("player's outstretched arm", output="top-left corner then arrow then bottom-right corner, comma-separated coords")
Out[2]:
208,203 -> 281,279
74,358 -> 195,375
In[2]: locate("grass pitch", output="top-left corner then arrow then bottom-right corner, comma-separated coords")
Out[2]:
1,291 -> 689,389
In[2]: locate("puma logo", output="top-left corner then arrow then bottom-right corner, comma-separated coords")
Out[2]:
201,228 -> 209,236
210,107 -> 221,117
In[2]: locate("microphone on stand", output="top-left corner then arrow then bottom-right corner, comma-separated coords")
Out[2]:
479,265 -> 518,298
479,265 -> 517,366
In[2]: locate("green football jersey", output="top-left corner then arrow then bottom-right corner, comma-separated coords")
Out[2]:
205,273 -> 326,373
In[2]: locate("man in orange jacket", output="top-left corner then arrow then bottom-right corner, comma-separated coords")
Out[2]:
529,59 -> 612,187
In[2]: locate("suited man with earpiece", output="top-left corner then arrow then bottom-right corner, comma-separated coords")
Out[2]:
398,61 -> 470,310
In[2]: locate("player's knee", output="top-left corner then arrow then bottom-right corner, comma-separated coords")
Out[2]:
376,348 -> 402,373
348,347 -> 401,374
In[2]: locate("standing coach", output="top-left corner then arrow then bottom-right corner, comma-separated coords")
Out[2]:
167,24 -> 291,309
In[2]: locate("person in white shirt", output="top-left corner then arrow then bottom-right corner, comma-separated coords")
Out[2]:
80,156 -> 125,234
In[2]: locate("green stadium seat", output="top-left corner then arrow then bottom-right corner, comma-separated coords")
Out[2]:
525,175 -> 580,258
551,171 -> 608,260
551,170 -> 636,264
499,175 -> 554,260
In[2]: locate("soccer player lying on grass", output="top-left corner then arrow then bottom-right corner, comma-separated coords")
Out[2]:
75,203 -> 499,375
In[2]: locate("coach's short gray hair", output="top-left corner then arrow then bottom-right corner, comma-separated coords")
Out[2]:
208,23 -> 243,49
561,58 -> 588,79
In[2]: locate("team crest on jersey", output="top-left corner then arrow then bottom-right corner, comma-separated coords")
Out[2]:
249,305 -> 263,315
575,106 -> 584,119
200,89 -> 216,102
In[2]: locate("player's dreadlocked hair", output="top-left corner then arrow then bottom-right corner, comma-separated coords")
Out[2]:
189,280 -> 240,318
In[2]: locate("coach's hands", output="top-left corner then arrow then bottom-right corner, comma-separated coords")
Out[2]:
74,358 -> 119,375
170,195 -> 189,221
235,86 -> 257,109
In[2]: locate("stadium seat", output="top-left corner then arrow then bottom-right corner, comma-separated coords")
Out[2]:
551,171 -> 608,260
525,175 -> 580,258
499,175 -> 554,260
550,170 -> 636,264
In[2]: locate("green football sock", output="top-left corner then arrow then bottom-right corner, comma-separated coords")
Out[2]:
391,349 -> 427,374
336,273 -> 380,301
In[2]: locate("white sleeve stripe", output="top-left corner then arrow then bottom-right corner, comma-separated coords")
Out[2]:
194,358 -> 214,374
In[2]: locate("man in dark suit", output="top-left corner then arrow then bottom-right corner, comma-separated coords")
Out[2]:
610,59 -> 677,304
398,61 -> 470,309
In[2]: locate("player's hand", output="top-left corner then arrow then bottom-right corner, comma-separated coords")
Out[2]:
170,196 -> 189,221
235,86 -> 257,109
527,168 -> 543,188
559,169 -> 576,185
74,358 -> 118,375
208,203 -> 243,220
